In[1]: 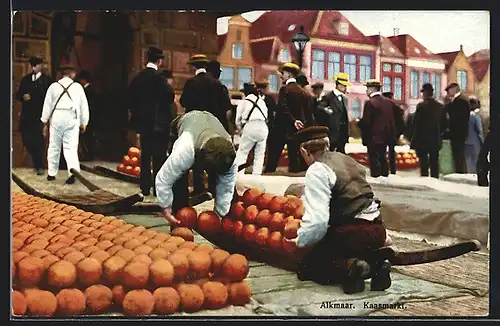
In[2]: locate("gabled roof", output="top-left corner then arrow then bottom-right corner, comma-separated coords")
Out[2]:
314,11 -> 376,45
217,34 -> 227,53
367,35 -> 405,58
469,49 -> 490,62
250,10 -> 318,42
437,51 -> 460,70
470,59 -> 490,82
387,34 -> 442,60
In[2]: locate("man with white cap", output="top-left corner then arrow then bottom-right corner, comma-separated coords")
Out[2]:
316,72 -> 351,153
41,64 -> 89,184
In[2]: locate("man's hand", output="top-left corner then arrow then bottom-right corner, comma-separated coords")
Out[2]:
80,125 -> 87,133
162,206 -> 181,225
22,94 -> 31,101
294,120 -> 304,130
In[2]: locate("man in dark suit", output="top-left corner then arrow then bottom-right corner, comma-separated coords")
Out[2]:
256,79 -> 277,131
410,84 -> 447,178
15,56 -> 52,175
444,82 -> 470,173
357,79 -> 397,178
382,91 -> 405,174
77,70 -> 99,161
206,60 -> 232,130
316,72 -> 351,153
128,46 -> 175,196
264,62 -> 315,173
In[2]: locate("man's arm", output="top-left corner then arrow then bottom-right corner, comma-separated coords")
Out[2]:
155,132 -> 195,209
296,162 -> 334,248
179,78 -> 194,110
214,161 -> 238,217
15,76 -> 28,102
277,86 -> 295,125
218,84 -> 231,131
78,84 -> 90,128
40,84 -> 55,123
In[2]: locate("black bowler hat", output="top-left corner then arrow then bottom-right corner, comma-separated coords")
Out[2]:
29,56 -> 43,66
147,46 -> 165,62
421,83 -> 433,92
296,74 -> 309,87
445,82 -> 459,91
77,70 -> 92,81
161,70 -> 173,79
382,91 -> 394,98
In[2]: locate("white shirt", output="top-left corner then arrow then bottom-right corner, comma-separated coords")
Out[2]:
155,132 -> 237,217
235,94 -> 268,131
296,161 -> 381,248
453,92 -> 461,100
32,72 -> 41,81
195,68 -> 207,75
369,91 -> 382,98
146,62 -> 158,70
40,76 -> 89,126
285,78 -> 296,85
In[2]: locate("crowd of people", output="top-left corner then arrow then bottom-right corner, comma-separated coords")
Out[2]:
14,46 -> 491,295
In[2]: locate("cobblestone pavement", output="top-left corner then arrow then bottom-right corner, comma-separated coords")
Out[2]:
11,166 -> 489,317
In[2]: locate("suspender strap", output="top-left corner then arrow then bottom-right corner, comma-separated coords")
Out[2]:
47,81 -> 76,121
244,98 -> 268,123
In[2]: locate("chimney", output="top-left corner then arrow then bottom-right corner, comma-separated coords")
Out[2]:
393,28 -> 399,36
460,44 -> 463,52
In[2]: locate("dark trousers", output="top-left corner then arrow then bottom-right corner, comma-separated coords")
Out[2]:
139,132 -> 169,195
450,141 -> 467,174
80,126 -> 96,161
287,140 -> 306,173
297,219 -> 386,285
388,145 -> 396,175
367,144 -> 389,177
264,127 -> 287,173
172,168 -> 217,215
416,149 -> 440,178
477,144 -> 490,187
21,125 -> 45,170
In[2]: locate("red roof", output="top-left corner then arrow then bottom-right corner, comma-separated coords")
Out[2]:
250,38 -> 276,64
217,34 -> 227,53
367,35 -> 405,57
469,49 -> 490,62
250,10 -> 318,42
470,59 -> 489,82
387,34 -> 442,60
314,11 -> 375,45
437,51 -> 460,70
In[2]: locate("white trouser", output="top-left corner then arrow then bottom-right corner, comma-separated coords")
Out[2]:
47,110 -> 81,177
235,120 -> 269,175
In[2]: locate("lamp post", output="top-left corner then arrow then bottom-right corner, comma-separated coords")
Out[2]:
291,25 -> 310,70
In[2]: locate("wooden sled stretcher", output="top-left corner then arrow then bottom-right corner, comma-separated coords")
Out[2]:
80,164 -> 140,184
12,169 -> 143,214
199,228 -> 481,272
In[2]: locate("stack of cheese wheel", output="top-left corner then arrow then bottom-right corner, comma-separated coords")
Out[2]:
11,193 -> 252,317
117,147 -> 141,177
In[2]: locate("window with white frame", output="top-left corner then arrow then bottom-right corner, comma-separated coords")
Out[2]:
237,67 -> 252,90
456,70 -> 468,90
359,55 -> 372,82
327,52 -> 341,80
232,43 -> 243,59
394,77 -> 402,100
339,22 -> 349,36
410,70 -> 419,98
432,73 -> 441,99
394,64 -> 403,73
344,53 -> 356,82
312,49 -> 325,80
422,72 -> 430,85
268,74 -> 279,93
221,67 -> 235,89
351,99 -> 361,120
382,76 -> 392,92
279,49 -> 291,63
383,63 -> 392,72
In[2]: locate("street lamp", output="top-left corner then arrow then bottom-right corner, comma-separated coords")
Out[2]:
291,25 -> 310,69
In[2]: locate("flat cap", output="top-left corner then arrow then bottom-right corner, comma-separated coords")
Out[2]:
445,82 -> 459,91
420,83 -> 433,92
147,46 -> 165,61
364,79 -> 382,87
294,126 -> 330,144
29,56 -> 43,66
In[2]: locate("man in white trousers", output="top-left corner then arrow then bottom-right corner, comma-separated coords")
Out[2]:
234,83 -> 269,175
41,64 -> 89,184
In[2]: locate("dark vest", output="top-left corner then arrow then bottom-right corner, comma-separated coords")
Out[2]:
316,151 -> 374,225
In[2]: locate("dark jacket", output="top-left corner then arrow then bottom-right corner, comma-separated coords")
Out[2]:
357,93 -> 397,146
446,94 -> 470,143
262,94 -> 277,129
410,97 -> 446,152
276,81 -> 315,136
316,91 -> 349,145
180,72 -> 230,131
128,67 -> 174,134
391,100 -> 405,143
83,84 -> 99,129
16,72 -> 52,131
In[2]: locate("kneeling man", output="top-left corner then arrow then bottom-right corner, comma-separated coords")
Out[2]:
156,110 -> 237,224
287,126 -> 391,294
